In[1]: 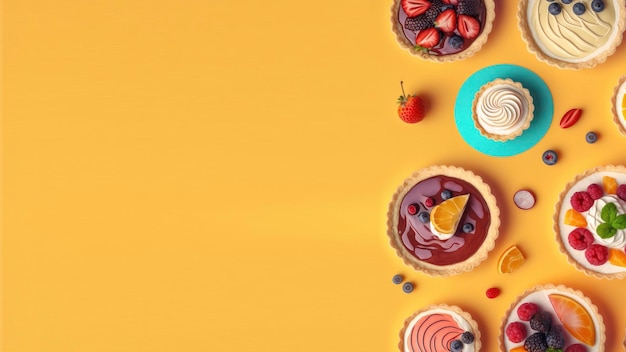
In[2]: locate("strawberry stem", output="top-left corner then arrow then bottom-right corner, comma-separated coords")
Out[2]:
400,81 -> 406,98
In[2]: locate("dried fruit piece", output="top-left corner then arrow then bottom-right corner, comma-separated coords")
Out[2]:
549,294 -> 596,346
498,245 -> 525,274
564,209 -> 588,227
559,108 -> 582,128
485,287 -> 500,298
514,189 -> 536,210
603,176 -> 618,194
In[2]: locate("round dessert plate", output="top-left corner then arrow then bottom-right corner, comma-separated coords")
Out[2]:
400,304 -> 481,352
499,284 -> 605,352
554,165 -> 626,279
518,0 -> 626,69
387,165 -> 500,276
610,75 -> 626,136
454,64 -> 554,157
391,0 -> 495,62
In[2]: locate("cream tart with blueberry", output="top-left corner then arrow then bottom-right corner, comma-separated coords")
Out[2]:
554,165 -> 626,279
518,0 -> 626,69
387,165 -> 500,276
499,284 -> 605,352
400,304 -> 481,352
391,0 -> 495,62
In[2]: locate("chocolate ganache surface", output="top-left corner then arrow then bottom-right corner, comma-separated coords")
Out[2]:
397,175 -> 491,265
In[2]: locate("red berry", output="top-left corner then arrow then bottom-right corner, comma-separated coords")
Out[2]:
585,244 -> 609,266
568,228 -> 594,250
485,287 -> 500,299
401,0 -> 431,17
435,9 -> 457,33
617,184 -> 626,201
559,108 -> 582,128
570,191 -> 594,212
457,14 -> 480,39
587,183 -> 604,200
397,82 -> 425,124
407,204 -> 418,215
424,197 -> 434,207
565,343 -> 587,352
505,321 -> 527,343
517,302 -> 539,321
415,27 -> 441,49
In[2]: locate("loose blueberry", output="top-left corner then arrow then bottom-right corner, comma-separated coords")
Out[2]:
548,2 -> 562,15
448,35 -> 464,49
542,150 -> 558,165
441,189 -> 453,200
562,0 -> 572,4
450,340 -> 464,352
418,212 -> 430,223
586,131 -> 598,143
392,274 -> 404,285
402,282 -> 414,293
407,203 -> 419,215
462,223 -> 474,233
591,0 -> 605,12
573,2 -> 586,15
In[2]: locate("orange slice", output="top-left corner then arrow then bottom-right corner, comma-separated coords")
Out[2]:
603,176 -> 617,194
564,209 -> 588,227
549,294 -> 595,346
509,347 -> 526,352
608,248 -> 626,267
430,194 -> 469,235
498,245 -> 525,274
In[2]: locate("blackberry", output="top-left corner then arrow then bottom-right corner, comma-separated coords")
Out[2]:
423,0 -> 445,23
524,332 -> 548,352
457,0 -> 481,16
405,15 -> 433,31
461,331 -> 474,344
530,311 -> 552,333
546,326 -> 565,349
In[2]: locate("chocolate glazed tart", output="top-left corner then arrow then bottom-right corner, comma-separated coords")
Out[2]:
387,165 -> 500,276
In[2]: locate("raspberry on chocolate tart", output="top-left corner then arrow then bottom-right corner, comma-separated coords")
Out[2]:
387,165 -> 500,276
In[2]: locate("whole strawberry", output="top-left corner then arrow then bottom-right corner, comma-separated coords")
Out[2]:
397,81 -> 425,123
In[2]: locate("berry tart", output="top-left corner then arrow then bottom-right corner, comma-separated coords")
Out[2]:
517,0 -> 626,69
611,75 -> 626,136
399,304 -> 481,352
472,78 -> 535,142
554,165 -> 626,279
499,284 -> 605,352
391,0 -> 496,62
387,165 -> 500,276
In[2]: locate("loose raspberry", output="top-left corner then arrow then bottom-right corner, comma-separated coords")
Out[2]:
485,287 -> 500,299
424,197 -> 434,207
570,191 -> 594,212
585,244 -> 609,266
617,184 -> 626,201
586,183 -> 604,200
517,302 -> 539,321
505,321 -> 527,343
565,343 -> 587,352
568,228 -> 594,250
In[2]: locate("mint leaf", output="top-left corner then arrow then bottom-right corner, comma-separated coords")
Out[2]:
597,223 -> 617,238
601,203 -> 617,222
612,214 -> 626,230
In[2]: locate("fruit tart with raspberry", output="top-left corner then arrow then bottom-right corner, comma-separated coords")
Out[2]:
554,165 -> 626,279
391,0 -> 495,62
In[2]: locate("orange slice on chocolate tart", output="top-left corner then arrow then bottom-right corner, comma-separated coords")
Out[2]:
430,194 -> 469,237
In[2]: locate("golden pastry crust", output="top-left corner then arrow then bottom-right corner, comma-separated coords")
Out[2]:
498,284 -> 606,352
387,165 -> 500,276
553,165 -> 626,280
390,0 -> 495,62
399,304 -> 481,352
517,0 -> 626,70
610,75 -> 626,136
472,78 -> 535,142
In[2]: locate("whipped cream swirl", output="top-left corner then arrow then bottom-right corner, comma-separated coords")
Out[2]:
476,84 -> 529,135
586,195 -> 626,248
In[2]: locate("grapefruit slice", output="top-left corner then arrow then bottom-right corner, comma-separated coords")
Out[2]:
564,209 -> 587,227
497,245 -> 525,274
430,194 -> 469,236
548,294 -> 595,346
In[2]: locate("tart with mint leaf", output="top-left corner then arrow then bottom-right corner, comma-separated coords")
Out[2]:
554,165 -> 626,279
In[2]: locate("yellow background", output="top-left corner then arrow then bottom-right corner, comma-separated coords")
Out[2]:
3,0 -> 626,351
